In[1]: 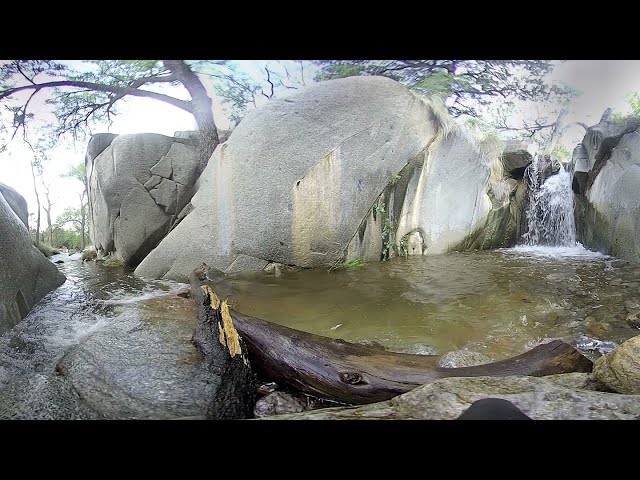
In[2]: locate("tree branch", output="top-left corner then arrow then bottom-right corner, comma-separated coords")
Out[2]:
0,80 -> 193,113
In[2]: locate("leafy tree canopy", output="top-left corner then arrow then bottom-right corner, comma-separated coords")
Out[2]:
314,60 -> 577,137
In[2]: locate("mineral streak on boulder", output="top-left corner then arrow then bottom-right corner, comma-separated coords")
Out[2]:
137,76 -> 517,280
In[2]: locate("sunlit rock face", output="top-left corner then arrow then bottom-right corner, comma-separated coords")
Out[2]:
573,112 -> 640,262
136,76 -> 515,281
86,133 -> 201,267
0,182 -> 29,229
0,188 -> 65,334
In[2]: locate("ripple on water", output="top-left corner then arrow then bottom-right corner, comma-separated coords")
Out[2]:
2,248 -> 639,418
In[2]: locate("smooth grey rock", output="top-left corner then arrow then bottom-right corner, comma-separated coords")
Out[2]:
137,76 -> 507,280
86,133 -> 200,267
395,130 -> 508,255
583,129 -> 640,261
55,311 -> 215,419
0,182 -> 29,228
0,192 -> 65,334
571,143 -> 589,194
593,335 -> 640,394
438,350 -> 492,368
85,133 -> 118,166
263,374 -> 640,420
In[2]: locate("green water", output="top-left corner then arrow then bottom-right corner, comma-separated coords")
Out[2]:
223,247 -> 638,361
2,246 -> 638,418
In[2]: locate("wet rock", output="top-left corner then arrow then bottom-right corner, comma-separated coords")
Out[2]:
55,313 -> 216,419
437,350 -> 492,368
611,260 -> 630,268
395,343 -> 437,355
627,312 -> 640,329
624,299 -> 640,313
257,382 -> 278,396
585,317 -> 611,338
593,335 -> 640,394
254,391 -> 307,418
81,247 -> 97,261
262,374 -> 640,420
357,340 -> 388,351
175,287 -> 190,298
572,335 -> 618,358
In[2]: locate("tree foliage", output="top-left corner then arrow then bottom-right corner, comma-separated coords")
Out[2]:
0,60 -> 230,161
314,60 -> 576,135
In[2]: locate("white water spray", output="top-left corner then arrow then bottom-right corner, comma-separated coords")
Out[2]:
522,156 -> 576,247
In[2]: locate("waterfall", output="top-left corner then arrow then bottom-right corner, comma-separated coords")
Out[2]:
521,155 -> 576,247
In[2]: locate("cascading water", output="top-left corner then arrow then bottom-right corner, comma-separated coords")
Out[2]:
521,155 -> 576,247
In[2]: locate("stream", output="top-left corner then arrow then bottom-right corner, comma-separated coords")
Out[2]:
1,244 -> 639,419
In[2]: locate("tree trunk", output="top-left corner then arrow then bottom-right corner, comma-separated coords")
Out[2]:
30,160 -> 41,246
162,60 -> 219,176
79,192 -> 86,251
189,268 -> 257,419
191,277 -> 593,405
45,206 -> 52,245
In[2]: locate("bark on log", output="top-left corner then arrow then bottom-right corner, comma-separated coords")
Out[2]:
191,273 -> 593,406
190,270 -> 257,419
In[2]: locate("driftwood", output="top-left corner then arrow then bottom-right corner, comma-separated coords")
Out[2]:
190,269 -> 257,419
191,271 -> 593,406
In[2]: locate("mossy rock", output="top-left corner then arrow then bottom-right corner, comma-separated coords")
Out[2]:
102,258 -> 126,268
81,249 -> 97,261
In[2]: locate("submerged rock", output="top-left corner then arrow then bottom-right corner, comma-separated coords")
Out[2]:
438,350 -> 492,368
593,335 -> 640,394
55,308 -> 215,419
262,374 -> 640,420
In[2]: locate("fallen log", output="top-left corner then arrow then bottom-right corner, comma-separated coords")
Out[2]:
191,271 -> 593,406
190,270 -> 257,419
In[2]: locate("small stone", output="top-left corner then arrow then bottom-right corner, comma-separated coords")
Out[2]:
627,312 -> 640,329
254,391 -> 307,418
438,350 -> 492,368
175,287 -> 190,298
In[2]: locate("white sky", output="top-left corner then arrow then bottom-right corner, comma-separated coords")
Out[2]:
2,60 -> 640,226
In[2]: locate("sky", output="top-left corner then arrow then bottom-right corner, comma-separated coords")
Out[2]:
2,60 -> 640,228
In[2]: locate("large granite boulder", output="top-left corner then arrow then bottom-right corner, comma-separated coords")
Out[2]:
262,373 -> 640,420
593,335 -> 640,394
0,182 -> 29,228
136,76 -> 515,281
86,132 -> 201,266
0,188 -> 66,334
574,115 -> 640,261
